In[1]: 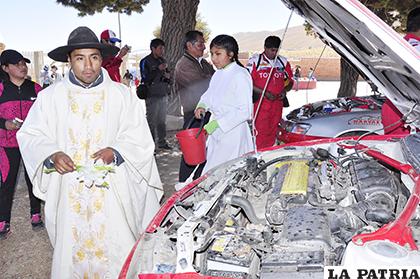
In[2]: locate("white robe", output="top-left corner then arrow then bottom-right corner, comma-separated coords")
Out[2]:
17,70 -> 163,279
199,62 -> 253,174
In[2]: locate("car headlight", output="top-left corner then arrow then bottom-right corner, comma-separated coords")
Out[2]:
289,123 -> 311,134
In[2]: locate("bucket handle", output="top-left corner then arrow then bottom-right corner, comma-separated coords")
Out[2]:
186,115 -> 206,139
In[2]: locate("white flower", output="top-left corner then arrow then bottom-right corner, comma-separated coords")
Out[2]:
45,160 -> 115,189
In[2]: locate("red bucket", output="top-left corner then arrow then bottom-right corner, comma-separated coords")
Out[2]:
176,128 -> 207,165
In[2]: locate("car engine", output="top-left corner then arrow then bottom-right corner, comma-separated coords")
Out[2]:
131,143 -> 419,279
286,95 -> 385,120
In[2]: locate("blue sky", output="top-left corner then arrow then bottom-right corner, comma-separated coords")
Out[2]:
0,0 -> 304,52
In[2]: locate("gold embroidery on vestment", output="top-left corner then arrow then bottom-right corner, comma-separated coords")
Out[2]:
68,90 -> 109,277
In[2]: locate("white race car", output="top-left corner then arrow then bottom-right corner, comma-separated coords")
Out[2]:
120,0 -> 420,278
278,95 -> 386,143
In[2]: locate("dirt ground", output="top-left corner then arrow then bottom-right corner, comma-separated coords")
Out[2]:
0,133 -> 182,278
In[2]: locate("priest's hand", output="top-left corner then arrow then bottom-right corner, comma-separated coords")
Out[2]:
92,148 -> 114,165
51,151 -> 76,174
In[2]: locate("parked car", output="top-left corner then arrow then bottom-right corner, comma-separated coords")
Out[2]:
278,95 -> 386,143
120,0 -> 420,278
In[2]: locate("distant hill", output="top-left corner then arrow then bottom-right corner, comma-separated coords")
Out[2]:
233,25 -> 326,52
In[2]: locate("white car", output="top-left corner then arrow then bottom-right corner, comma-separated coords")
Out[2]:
278,95 -> 386,143
120,0 -> 420,278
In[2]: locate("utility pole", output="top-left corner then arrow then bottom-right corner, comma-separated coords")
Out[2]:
117,12 -> 128,78
118,12 -> 122,48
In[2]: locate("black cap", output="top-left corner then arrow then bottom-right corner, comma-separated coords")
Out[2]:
0,49 -> 31,66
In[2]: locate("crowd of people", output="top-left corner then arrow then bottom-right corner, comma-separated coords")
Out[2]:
0,5 -> 418,277
0,26 -> 294,277
40,64 -> 63,88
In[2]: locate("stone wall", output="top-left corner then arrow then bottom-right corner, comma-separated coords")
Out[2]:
289,57 -> 341,81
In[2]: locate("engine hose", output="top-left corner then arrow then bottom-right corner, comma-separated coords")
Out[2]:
365,209 -> 395,224
253,156 -> 298,178
225,195 -> 264,224
266,168 -> 279,192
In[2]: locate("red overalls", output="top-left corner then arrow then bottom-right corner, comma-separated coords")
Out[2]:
251,54 -> 293,149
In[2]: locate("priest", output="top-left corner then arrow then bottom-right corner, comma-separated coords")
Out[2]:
17,26 -> 163,278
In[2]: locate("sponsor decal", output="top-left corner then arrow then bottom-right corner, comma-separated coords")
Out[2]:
348,115 -> 381,126
324,266 -> 420,279
258,72 -> 284,79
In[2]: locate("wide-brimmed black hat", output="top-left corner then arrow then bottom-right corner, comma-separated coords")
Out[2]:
48,26 -> 120,62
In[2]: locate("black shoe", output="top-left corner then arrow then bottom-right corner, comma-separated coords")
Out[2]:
158,143 -> 172,150
31,213 -> 44,230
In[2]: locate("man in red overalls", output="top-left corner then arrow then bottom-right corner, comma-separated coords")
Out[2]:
247,36 -> 294,149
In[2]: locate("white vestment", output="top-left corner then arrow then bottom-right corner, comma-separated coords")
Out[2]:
199,62 -> 253,174
17,70 -> 163,279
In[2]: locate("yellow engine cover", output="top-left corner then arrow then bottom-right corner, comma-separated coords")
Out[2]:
274,160 -> 309,195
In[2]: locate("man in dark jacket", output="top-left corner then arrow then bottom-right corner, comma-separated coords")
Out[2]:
140,38 -> 172,150
174,30 -> 214,182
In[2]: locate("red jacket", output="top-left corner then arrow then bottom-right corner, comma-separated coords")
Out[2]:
102,56 -> 123,82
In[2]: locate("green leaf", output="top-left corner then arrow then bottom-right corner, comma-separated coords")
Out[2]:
43,168 -> 57,174
56,0 -> 150,16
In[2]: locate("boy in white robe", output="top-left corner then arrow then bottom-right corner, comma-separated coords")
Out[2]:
17,26 -> 163,279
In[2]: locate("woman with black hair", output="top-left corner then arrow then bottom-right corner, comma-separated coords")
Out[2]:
194,35 -> 253,174
0,49 -> 43,238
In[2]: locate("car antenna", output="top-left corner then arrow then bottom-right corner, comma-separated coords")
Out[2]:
303,44 -> 326,103
252,8 -> 294,155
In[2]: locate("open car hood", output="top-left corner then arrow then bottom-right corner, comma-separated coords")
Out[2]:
281,0 -> 420,128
